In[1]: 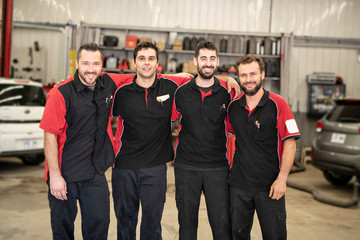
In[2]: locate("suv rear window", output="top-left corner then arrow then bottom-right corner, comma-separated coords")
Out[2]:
326,100 -> 360,123
0,84 -> 45,106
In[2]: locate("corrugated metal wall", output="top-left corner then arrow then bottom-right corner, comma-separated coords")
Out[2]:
11,0 -> 360,112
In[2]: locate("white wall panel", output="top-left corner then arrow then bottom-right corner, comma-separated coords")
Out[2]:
290,47 -> 360,112
13,0 -> 271,32
13,0 -> 359,36
271,0 -> 360,38
12,27 -> 68,84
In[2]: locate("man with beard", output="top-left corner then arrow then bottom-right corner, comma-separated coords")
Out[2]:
171,41 -> 233,240
40,42 -> 130,239
227,54 -> 300,240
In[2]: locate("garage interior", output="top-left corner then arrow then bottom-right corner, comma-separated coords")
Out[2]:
0,0 -> 360,239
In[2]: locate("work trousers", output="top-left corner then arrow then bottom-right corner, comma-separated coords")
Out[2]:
48,174 -> 110,240
230,187 -> 287,240
174,168 -> 231,240
112,164 -> 167,240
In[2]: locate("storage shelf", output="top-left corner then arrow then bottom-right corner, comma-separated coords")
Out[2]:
81,22 -> 285,94
101,47 -> 281,58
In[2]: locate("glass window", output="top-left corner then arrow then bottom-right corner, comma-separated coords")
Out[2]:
0,84 -> 46,106
327,101 -> 360,123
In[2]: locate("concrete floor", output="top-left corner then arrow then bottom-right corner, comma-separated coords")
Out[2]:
0,157 -> 359,240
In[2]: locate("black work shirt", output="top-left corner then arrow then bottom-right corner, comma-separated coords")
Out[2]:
112,75 -> 179,169
40,71 -> 116,182
227,90 -> 300,191
172,76 -> 233,169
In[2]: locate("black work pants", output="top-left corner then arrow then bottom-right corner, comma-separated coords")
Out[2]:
174,168 -> 231,240
48,174 -> 110,240
230,187 -> 287,240
112,164 -> 167,240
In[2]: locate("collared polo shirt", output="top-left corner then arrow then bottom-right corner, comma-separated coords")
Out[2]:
227,90 -> 300,191
112,75 -> 181,169
40,71 -> 117,182
172,76 -> 233,169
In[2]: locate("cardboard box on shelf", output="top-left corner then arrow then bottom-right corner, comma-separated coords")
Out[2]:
172,39 -> 183,50
182,60 -> 197,74
157,41 -> 166,51
139,36 -> 152,43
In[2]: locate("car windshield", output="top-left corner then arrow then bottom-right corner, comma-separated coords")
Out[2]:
326,102 -> 360,123
0,84 -> 46,106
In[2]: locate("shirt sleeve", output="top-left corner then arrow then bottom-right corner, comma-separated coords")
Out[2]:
171,98 -> 181,121
107,73 -> 135,87
277,98 -> 300,141
225,114 -> 234,133
159,73 -> 192,86
39,88 -> 67,135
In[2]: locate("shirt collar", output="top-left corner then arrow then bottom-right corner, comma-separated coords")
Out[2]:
133,74 -> 159,91
73,70 -> 104,93
239,89 -> 269,108
190,74 -> 221,92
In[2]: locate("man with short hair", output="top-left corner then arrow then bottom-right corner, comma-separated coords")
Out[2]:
40,42 -> 120,240
227,54 -> 300,240
172,41 -> 233,240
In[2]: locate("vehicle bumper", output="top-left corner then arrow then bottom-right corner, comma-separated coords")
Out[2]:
311,141 -> 360,176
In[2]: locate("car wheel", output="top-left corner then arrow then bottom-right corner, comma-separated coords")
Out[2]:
322,170 -> 353,185
21,154 -> 45,166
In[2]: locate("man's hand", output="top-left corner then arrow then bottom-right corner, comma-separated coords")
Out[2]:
227,77 -> 241,98
217,76 -> 241,98
50,174 -> 68,200
54,75 -> 71,87
269,173 -> 287,200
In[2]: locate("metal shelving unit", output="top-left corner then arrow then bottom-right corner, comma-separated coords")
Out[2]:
79,22 -> 288,94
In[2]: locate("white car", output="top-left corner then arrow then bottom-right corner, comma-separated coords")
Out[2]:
0,78 -> 46,165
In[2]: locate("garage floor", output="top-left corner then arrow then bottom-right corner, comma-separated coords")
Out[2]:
0,157 -> 359,240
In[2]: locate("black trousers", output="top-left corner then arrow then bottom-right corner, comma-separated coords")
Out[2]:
174,168 -> 231,240
230,187 -> 287,240
48,174 -> 110,240
112,164 -> 167,240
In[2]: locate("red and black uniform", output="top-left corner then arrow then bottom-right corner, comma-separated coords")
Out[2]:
111,74 -> 189,239
172,75 -> 233,240
40,71 -> 118,182
40,71 -> 133,240
227,90 -> 300,240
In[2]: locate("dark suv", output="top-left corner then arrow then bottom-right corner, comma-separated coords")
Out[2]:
311,98 -> 360,185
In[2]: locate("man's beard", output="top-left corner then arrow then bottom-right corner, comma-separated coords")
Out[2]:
78,71 -> 100,86
240,78 -> 263,96
197,65 -> 217,80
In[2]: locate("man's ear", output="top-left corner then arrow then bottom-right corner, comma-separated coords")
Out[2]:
193,57 -> 197,66
261,70 -> 265,80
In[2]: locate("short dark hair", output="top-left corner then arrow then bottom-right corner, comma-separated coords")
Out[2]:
77,42 -> 102,60
195,41 -> 218,58
236,54 -> 265,74
133,41 -> 159,62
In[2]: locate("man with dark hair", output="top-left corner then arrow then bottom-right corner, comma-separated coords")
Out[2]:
111,41 -> 240,240
40,42 -> 121,239
171,41 -> 233,240
228,54 -> 300,240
